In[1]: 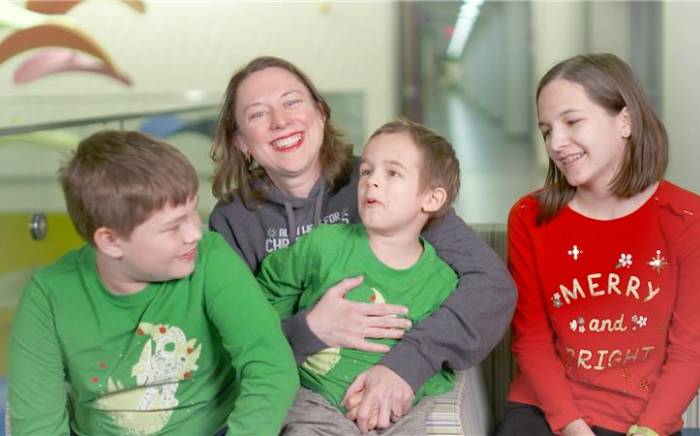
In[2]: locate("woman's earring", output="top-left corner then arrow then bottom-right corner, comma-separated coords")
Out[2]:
244,149 -> 253,164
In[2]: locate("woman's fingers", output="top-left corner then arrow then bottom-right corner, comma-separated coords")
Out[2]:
359,302 -> 409,317
364,327 -> 406,340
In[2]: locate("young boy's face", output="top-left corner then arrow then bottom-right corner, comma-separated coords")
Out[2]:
358,132 -> 431,235
112,196 -> 202,289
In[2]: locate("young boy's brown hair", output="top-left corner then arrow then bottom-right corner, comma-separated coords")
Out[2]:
369,117 -> 461,227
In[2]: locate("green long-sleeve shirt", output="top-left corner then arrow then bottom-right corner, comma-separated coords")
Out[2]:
9,231 -> 298,435
257,224 -> 457,409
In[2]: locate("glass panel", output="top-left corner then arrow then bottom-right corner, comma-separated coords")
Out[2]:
0,109 -> 219,379
0,121 -> 121,378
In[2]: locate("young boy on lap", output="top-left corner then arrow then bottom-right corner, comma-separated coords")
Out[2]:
257,119 -> 462,435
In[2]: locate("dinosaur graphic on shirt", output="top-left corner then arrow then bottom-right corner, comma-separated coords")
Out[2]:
94,322 -> 201,435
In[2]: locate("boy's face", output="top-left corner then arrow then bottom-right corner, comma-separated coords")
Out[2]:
358,132 -> 432,235
111,196 -> 202,289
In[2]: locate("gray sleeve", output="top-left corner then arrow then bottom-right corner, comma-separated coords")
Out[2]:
379,208 -> 516,392
209,203 -> 258,272
280,308 -> 327,364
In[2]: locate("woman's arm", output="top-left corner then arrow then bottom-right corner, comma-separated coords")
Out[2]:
342,209 -> 517,432
210,201 -> 410,363
380,208 -> 517,390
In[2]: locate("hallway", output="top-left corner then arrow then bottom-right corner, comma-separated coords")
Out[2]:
423,87 -> 544,224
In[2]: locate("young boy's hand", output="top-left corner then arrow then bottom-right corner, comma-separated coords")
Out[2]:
342,365 -> 414,432
306,276 -> 411,352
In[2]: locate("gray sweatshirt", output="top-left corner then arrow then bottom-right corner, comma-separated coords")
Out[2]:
209,161 -> 516,391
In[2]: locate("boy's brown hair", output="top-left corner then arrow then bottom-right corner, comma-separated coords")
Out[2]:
60,130 -> 199,244
369,118 -> 460,228
211,56 -> 354,208
535,53 -> 668,224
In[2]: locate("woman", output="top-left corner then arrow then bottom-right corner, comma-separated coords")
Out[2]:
208,56 -> 516,432
499,53 -> 700,436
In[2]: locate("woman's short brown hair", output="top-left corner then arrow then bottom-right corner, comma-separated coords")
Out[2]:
60,130 -> 199,244
535,53 -> 668,223
211,56 -> 354,208
369,118 -> 460,228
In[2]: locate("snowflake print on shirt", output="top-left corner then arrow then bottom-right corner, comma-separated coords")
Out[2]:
648,250 -> 668,274
552,292 -> 563,309
568,245 -> 583,260
631,314 -> 648,331
616,253 -> 633,268
569,316 -> 586,333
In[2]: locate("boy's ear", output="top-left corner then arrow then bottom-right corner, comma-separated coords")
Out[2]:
93,227 -> 124,259
422,187 -> 447,214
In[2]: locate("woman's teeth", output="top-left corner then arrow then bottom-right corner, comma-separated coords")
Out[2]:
272,133 -> 302,150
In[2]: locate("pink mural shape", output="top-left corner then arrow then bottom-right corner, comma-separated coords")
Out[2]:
14,48 -> 132,86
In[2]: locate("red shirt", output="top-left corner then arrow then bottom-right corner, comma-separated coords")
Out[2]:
507,181 -> 700,435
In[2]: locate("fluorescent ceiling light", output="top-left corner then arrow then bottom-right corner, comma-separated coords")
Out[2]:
446,0 -> 484,59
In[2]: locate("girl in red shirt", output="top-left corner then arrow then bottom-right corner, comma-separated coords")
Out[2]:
498,53 -> 700,436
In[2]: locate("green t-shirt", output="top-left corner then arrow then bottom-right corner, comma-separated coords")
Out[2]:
9,231 -> 298,436
257,224 -> 457,409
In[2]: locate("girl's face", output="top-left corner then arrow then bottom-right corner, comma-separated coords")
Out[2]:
537,78 -> 631,195
233,67 -> 326,189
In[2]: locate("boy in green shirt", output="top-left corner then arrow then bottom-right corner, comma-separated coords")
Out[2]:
9,131 -> 298,435
257,118 -> 461,435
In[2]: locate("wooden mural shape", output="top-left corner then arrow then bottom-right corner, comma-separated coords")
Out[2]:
26,0 -> 146,15
0,24 -> 117,71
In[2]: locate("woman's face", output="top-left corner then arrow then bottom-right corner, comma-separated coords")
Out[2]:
537,78 -> 631,195
233,67 -> 326,188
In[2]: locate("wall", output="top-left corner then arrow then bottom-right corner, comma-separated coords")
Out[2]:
663,2 -> 700,193
0,1 -> 398,136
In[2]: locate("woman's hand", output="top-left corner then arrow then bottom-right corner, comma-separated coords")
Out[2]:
342,365 -> 414,432
306,276 -> 412,352
561,418 -> 595,436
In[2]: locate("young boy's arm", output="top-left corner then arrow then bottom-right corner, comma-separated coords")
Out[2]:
382,209 -> 516,390
9,278 -> 71,435
256,231 -> 313,319
205,234 -> 299,435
